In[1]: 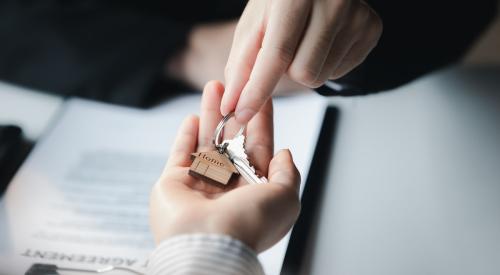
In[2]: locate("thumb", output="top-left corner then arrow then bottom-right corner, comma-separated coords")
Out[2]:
268,149 -> 301,193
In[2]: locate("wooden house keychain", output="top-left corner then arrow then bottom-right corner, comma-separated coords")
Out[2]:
189,112 -> 267,186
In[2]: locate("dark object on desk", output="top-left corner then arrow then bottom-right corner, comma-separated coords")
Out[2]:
281,106 -> 338,275
0,125 -> 32,196
25,264 -> 59,275
25,263 -> 144,274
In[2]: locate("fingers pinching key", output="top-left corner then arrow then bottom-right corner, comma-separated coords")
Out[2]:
215,113 -> 268,185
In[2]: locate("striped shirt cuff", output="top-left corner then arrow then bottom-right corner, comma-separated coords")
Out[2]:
147,234 -> 265,275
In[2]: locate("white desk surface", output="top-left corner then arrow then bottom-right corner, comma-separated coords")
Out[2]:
306,66 -> 500,275
1,66 -> 499,275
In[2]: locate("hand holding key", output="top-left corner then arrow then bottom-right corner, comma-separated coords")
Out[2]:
222,0 -> 382,124
150,81 -> 301,252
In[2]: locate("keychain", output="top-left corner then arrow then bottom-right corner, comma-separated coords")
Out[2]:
189,112 -> 267,185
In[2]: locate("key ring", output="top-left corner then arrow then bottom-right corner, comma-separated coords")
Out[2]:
213,112 -> 245,152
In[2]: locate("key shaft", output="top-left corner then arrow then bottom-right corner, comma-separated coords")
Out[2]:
232,156 -> 268,184
222,135 -> 268,184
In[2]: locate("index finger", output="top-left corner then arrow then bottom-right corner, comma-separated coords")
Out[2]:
245,99 -> 273,176
234,0 -> 310,124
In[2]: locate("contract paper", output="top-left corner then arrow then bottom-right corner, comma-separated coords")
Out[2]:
0,93 -> 326,275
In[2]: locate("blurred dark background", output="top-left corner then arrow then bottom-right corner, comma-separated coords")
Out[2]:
0,0 -> 498,108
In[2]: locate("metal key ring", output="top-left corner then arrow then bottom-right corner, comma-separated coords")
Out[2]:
213,112 -> 245,149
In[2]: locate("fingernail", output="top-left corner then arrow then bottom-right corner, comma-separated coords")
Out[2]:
276,148 -> 288,155
221,87 -> 232,116
225,77 -> 232,92
220,104 -> 229,116
221,100 -> 231,116
235,108 -> 255,123
277,149 -> 292,159
272,170 -> 292,183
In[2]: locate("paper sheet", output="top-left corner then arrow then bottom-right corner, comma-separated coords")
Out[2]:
0,93 -> 325,275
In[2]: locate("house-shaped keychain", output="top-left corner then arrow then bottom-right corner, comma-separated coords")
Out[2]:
190,151 -> 238,185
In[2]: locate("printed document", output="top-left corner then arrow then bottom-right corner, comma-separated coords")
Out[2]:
0,94 -> 325,275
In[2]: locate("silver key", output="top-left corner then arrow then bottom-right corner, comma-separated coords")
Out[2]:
222,134 -> 268,184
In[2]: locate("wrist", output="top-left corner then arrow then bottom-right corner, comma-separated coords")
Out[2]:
149,234 -> 264,275
152,209 -> 258,252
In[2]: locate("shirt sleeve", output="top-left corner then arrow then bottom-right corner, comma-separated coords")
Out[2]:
147,234 -> 265,275
315,0 -> 498,96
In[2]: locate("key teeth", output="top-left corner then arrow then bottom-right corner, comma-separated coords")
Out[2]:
241,135 -> 246,149
238,136 -> 264,179
224,134 -> 268,184
239,135 -> 249,160
245,160 -> 266,182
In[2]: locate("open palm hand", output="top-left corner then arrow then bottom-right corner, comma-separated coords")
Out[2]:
150,81 -> 301,252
